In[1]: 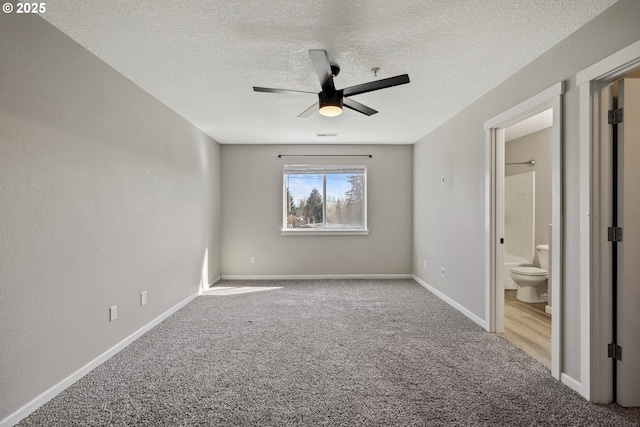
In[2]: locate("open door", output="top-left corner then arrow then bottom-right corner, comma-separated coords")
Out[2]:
614,78 -> 640,407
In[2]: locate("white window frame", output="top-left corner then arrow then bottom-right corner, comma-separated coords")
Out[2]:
281,165 -> 368,236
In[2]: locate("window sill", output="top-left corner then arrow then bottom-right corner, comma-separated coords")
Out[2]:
281,229 -> 369,236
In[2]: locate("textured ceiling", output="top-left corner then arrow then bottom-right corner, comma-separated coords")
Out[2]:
505,109 -> 553,142
41,0 -> 617,144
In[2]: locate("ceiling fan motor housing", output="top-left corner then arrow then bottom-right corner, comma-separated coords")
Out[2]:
319,90 -> 343,109
318,90 -> 344,117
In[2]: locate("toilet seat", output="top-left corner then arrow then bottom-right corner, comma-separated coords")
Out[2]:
511,266 -> 547,276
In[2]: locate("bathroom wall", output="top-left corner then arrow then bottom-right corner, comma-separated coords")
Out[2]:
506,127 -> 553,253
504,172 -> 536,262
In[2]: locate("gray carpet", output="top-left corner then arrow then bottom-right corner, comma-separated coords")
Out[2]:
18,279 -> 640,426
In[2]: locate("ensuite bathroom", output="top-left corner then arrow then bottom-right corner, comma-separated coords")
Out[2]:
502,110 -> 553,368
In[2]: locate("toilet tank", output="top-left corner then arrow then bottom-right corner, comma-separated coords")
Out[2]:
536,245 -> 549,270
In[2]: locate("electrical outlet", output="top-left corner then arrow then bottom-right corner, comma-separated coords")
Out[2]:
250,256 -> 256,264
140,291 -> 147,306
441,175 -> 446,184
441,267 -> 445,277
109,305 -> 117,321
423,260 -> 427,270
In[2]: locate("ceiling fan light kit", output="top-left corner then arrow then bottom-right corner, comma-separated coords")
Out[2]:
318,90 -> 344,117
253,49 -> 409,118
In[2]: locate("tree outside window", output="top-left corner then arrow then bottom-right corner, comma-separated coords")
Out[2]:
283,166 -> 367,231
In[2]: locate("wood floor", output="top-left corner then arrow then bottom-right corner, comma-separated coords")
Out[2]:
501,290 -> 551,369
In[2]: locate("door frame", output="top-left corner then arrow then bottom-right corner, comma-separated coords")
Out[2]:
484,82 -> 564,380
576,39 -> 640,402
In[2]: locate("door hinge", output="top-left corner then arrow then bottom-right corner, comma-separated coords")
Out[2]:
608,108 -> 623,124
608,226 -> 623,242
608,343 -> 622,361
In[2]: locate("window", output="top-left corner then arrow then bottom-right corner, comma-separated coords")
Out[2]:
283,165 -> 367,234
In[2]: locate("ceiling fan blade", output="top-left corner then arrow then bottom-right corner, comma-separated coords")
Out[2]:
342,74 -> 410,97
309,50 -> 336,93
343,98 -> 378,116
253,86 -> 316,94
298,102 -> 318,118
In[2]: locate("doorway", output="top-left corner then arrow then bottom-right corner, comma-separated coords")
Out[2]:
501,112 -> 553,368
484,82 -> 563,380
577,39 -> 640,404
610,75 -> 640,407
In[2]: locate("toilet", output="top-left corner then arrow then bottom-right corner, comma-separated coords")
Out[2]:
510,245 -> 549,303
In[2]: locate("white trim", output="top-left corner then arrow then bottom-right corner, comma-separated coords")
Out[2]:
221,274 -> 413,281
579,81 -> 594,401
0,291 -> 200,427
484,81 -> 564,381
281,229 -> 369,236
561,373 -> 583,395
483,82 -> 564,130
576,39 -> 640,86
549,95 -> 563,382
485,123 -> 493,333
576,39 -> 640,403
495,128 -> 505,334
413,275 -> 488,330
208,276 -> 221,288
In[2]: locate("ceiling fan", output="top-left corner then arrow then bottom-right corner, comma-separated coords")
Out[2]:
253,49 -> 410,118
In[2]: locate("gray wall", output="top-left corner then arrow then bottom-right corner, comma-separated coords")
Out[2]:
0,14 -> 221,421
413,0 -> 640,382
221,144 -> 412,276
506,127 -> 553,251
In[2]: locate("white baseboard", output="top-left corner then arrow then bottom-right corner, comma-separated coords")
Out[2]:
208,276 -> 221,288
413,275 -> 488,330
220,274 -> 413,281
561,373 -> 583,396
0,291 -> 200,427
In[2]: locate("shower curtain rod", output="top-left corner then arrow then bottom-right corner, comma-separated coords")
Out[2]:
505,159 -> 536,166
